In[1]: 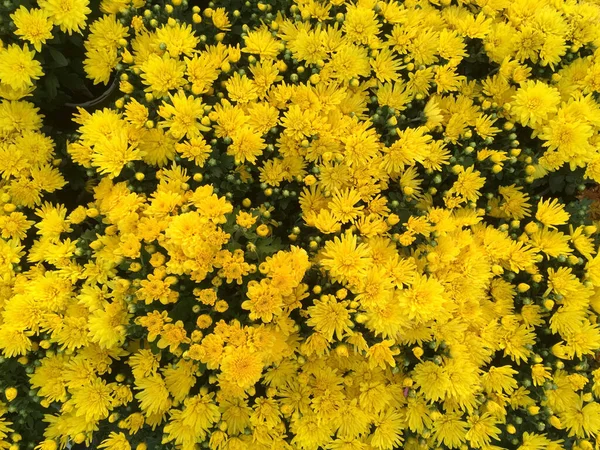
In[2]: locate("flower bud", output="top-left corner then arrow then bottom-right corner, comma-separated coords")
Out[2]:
549,416 -> 562,429
335,344 -> 349,357
257,224 -> 270,237
412,347 -> 424,359
387,214 -> 400,226
4,388 -> 17,402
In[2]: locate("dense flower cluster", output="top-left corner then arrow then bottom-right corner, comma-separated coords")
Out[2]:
2,0 -> 600,449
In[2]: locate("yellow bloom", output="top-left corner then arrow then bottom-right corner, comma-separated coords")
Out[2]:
371,48 -> 401,83
196,314 -> 213,329
163,394 -> 220,445
241,279 -> 282,323
0,211 -> 34,241
563,321 -> 600,359
124,98 -> 148,129
211,8 -> 231,31
497,184 -> 531,220
155,23 -> 198,57
220,347 -> 263,389
529,227 -> 572,258
236,211 -> 257,228
40,0 -> 91,35
500,323 -> 536,363
511,80 -> 560,127
128,350 -> 160,380
307,209 -> 342,234
320,232 -> 372,283
413,361 -> 450,402
87,15 -> 129,51
5,1 -> 600,447
0,44 -> 43,91
29,354 -> 69,402
432,412 -> 468,448
11,7 -> 54,52
158,91 -> 207,140
519,432 -> 554,450
91,128 -> 142,178
87,301 -> 130,349
134,374 -> 172,416
540,112 -> 594,164
570,225 -> 596,261
329,188 -> 364,224
559,396 -> 600,438
381,127 -> 431,174
225,72 -> 258,104
466,413 -> 501,448
370,409 -> 404,449
185,52 -> 221,95
139,128 -> 177,167
70,377 -> 114,423
366,340 -> 399,369
342,4 -> 380,46
140,53 -> 186,97
531,364 -> 552,386
396,274 -> 447,324
227,126 -> 265,164
84,47 -> 119,85
98,432 -> 131,450
0,326 -> 32,358
176,136 -> 212,166
535,198 -> 570,228
243,26 -> 281,59
307,294 -> 353,341
35,441 -> 57,450
449,166 -> 486,203
291,412 -> 334,450
163,360 -> 196,403
157,320 -> 190,353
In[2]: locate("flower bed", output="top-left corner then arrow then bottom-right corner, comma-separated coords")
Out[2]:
1,0 -> 600,449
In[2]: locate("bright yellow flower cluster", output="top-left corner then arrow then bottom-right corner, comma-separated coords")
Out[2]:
0,0 -> 98,214
2,0 -> 600,449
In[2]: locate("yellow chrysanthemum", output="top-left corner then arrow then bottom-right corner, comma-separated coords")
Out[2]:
0,44 -> 43,91
510,80 -> 561,127
40,0 -> 91,34
11,7 -> 54,52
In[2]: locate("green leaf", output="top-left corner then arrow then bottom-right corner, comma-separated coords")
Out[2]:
242,230 -> 258,240
549,174 -> 566,193
226,240 -> 243,252
256,236 -> 283,258
80,228 -> 98,242
396,208 -> 412,224
149,339 -> 161,355
62,72 -> 94,99
44,75 -> 59,100
47,46 -> 69,68
68,34 -> 84,48
170,296 -> 195,323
